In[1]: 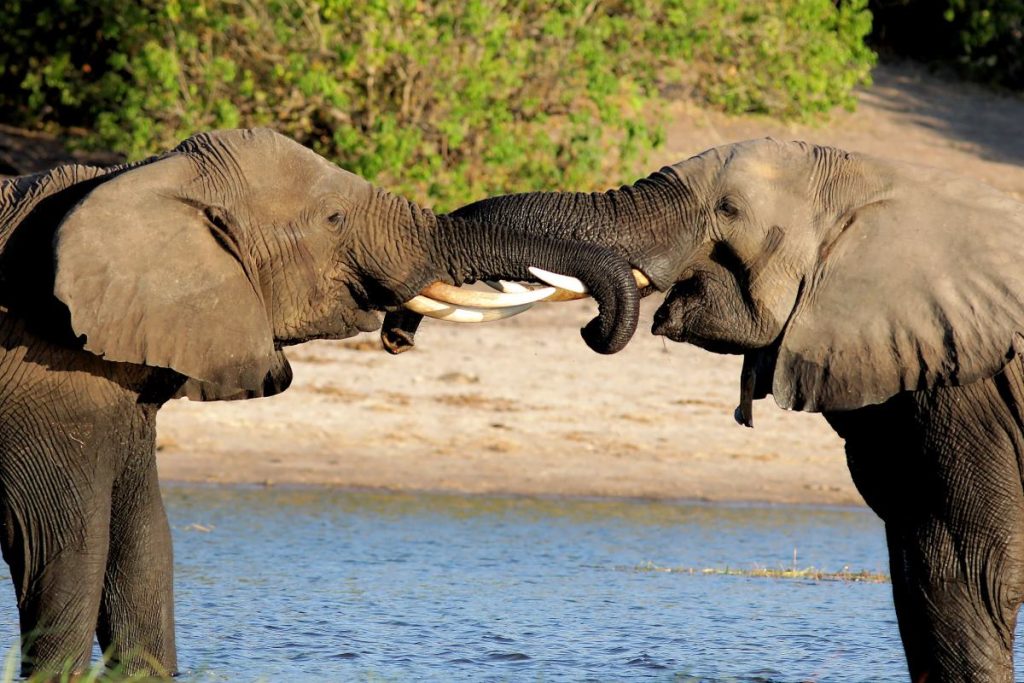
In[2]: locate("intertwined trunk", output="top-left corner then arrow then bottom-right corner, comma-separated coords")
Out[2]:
433,213 -> 640,353
378,195 -> 647,355
379,168 -> 700,355
447,167 -> 696,290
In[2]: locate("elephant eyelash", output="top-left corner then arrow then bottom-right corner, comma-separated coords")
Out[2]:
716,198 -> 740,219
327,212 -> 347,228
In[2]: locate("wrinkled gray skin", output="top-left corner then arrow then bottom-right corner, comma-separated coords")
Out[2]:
0,128 -> 639,678
447,138 -> 1024,682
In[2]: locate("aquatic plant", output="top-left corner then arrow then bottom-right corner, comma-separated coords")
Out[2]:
633,560 -> 890,583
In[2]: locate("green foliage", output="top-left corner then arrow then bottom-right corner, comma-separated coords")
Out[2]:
635,560 -> 890,583
0,638 -> 167,682
945,0 -> 1024,88
647,0 -> 875,117
870,0 -> 1024,90
1,1 -> 874,207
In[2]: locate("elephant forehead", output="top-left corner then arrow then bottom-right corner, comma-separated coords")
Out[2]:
723,141 -> 812,180
235,161 -> 374,226
669,139 -> 800,185
726,154 -> 787,182
188,128 -> 372,206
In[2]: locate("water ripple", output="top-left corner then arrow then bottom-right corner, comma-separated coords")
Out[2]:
1,486 -> 1019,681
485,651 -> 531,662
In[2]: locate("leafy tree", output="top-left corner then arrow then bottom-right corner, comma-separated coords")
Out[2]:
1,0 -> 875,207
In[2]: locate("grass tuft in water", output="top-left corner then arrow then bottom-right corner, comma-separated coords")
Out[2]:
633,561 -> 889,583
1,640 -> 173,683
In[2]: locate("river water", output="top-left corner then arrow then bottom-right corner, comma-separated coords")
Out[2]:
0,486 -> 1021,681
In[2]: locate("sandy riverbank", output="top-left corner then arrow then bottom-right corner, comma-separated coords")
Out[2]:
147,63 -> 1024,503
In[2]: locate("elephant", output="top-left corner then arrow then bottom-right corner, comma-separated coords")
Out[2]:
423,138 -> 1024,682
0,127 -> 641,678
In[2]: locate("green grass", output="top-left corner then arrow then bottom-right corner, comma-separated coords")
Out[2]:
633,560 -> 890,583
0,0 -> 875,208
0,639 -> 173,683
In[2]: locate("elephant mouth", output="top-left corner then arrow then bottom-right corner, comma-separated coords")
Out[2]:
401,267 -> 651,323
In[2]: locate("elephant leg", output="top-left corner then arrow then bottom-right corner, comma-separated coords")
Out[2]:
0,463 -> 112,677
885,538 -> 931,682
832,389 -> 1024,683
885,500 -> 1024,683
96,407 -> 177,676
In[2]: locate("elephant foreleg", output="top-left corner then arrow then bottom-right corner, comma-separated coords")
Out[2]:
886,510 -> 1023,683
0,457 -> 112,677
832,387 -> 1024,683
96,408 -> 177,677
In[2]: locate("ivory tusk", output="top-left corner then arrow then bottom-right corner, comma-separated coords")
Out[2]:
543,289 -> 590,302
491,277 -> 587,302
527,267 -> 589,294
419,281 -> 556,308
632,269 -> 651,289
402,296 -> 534,322
528,266 -> 651,295
484,280 -> 530,293
414,267 -> 653,323
487,277 -> 586,301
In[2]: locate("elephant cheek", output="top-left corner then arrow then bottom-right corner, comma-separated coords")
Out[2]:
329,284 -> 383,334
651,285 -> 698,343
652,299 -> 686,341
316,308 -> 381,339
652,275 -> 764,355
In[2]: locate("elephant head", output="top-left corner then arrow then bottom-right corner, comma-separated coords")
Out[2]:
447,138 -> 1024,422
0,128 -> 640,400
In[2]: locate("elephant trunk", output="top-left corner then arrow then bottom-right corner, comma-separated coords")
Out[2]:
378,168 -> 697,355
380,203 -> 642,355
435,213 -> 641,354
446,168 -> 695,290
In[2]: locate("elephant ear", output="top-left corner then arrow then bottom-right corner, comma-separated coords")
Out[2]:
53,153 -> 276,394
175,350 -> 293,401
768,167 -> 1024,412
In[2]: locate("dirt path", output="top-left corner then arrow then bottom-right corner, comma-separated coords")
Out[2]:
154,62 -> 1023,504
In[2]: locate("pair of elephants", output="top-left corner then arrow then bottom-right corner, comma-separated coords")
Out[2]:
1,128 -> 1023,681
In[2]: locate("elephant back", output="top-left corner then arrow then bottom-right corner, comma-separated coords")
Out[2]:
0,164 -> 119,254
0,164 -> 126,342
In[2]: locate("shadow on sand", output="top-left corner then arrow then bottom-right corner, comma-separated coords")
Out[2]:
863,62 -> 1024,168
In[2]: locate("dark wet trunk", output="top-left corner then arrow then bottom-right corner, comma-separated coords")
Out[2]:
447,167 -> 695,290
440,213 -> 641,353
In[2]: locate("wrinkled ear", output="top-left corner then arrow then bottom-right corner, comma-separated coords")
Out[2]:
768,174 -> 1024,412
54,154 -> 276,393
175,350 -> 292,401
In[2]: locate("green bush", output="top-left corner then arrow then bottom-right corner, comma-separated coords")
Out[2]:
649,0 -> 875,117
870,0 -> 1024,90
0,0 -> 874,207
946,0 -> 1024,88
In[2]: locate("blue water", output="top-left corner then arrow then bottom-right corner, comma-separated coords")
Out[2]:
0,486 -> 1016,681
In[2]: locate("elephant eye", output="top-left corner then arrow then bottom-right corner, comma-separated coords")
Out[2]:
716,197 -> 739,220
327,211 -> 347,229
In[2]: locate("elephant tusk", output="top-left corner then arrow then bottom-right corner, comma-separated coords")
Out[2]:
411,267 -> 652,323
402,295 -> 535,322
632,269 -> 651,289
542,288 -> 590,302
527,267 -> 589,294
486,278 -> 587,301
418,281 -> 556,308
484,279 -> 530,293
487,276 -> 583,302
527,266 -> 651,295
